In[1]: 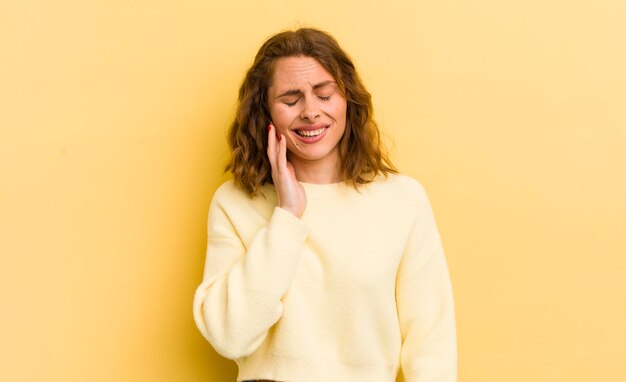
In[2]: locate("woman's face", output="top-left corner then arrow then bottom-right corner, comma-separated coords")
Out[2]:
267,56 -> 347,171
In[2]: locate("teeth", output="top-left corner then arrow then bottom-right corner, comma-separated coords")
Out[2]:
296,127 -> 326,137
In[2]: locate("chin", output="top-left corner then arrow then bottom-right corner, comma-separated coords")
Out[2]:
291,147 -> 339,162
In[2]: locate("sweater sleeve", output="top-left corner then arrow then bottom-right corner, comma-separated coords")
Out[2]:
396,186 -> 457,382
193,191 -> 309,360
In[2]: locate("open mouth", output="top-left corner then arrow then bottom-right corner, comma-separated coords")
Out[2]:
295,127 -> 327,137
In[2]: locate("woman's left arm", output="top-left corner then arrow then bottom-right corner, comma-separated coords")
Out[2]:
396,185 -> 458,382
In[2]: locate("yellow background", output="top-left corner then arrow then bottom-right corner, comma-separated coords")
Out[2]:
1,0 -> 625,381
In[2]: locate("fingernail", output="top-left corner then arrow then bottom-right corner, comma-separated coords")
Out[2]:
267,124 -> 271,132
278,134 -> 282,141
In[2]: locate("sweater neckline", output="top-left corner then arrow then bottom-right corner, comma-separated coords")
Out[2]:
298,180 -> 355,200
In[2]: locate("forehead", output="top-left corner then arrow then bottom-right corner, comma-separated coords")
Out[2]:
270,56 -> 335,90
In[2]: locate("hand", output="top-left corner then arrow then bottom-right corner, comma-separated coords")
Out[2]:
267,123 -> 307,218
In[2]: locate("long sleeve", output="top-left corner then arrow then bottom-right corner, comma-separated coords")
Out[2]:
193,187 -> 309,360
396,186 -> 457,382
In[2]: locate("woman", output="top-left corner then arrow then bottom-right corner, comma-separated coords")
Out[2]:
193,28 -> 457,382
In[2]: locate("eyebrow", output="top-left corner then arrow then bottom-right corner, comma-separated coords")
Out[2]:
275,80 -> 337,98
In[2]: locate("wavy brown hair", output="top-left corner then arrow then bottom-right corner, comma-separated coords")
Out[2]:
225,28 -> 397,196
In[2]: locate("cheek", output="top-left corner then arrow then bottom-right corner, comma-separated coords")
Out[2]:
326,99 -> 347,121
270,105 -> 296,126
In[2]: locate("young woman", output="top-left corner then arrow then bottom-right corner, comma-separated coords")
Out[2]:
193,28 -> 457,382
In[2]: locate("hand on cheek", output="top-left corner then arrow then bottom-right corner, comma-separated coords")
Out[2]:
266,123 -> 307,218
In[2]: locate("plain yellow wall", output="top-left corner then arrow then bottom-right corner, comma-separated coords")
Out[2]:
1,0 -> 625,381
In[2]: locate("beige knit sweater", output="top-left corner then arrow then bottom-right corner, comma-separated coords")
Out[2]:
193,174 -> 457,381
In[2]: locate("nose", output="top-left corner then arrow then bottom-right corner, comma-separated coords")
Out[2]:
300,97 -> 320,121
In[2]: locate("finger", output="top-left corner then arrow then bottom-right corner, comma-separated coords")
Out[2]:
286,160 -> 297,179
278,132 -> 288,173
266,124 -> 278,170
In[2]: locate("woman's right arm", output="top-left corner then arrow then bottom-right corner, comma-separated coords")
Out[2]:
193,123 -> 308,360
193,190 -> 309,359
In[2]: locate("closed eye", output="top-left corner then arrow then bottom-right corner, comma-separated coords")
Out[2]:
319,95 -> 331,101
284,98 -> 299,107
